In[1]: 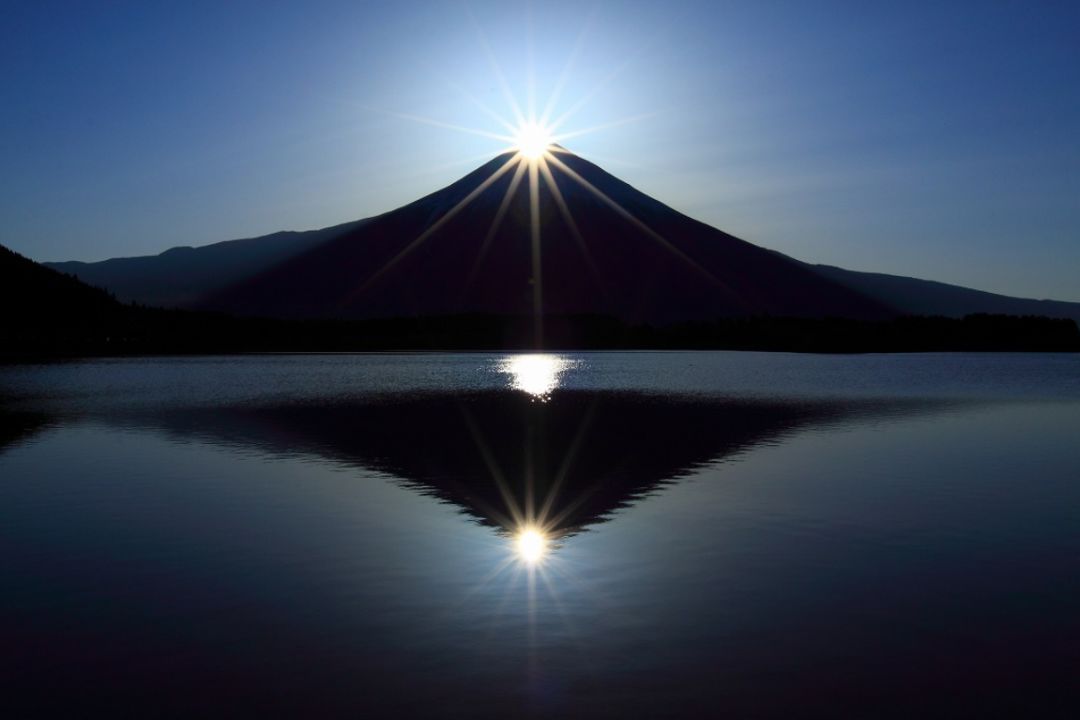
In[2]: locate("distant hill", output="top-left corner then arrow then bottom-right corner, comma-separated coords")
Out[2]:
3,241 -> 1077,354
810,264 -> 1080,324
1,244 -> 123,349
45,221 -> 367,307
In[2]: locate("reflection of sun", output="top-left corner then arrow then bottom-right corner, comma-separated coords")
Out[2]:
501,353 -> 571,399
513,121 -> 553,160
515,526 -> 548,564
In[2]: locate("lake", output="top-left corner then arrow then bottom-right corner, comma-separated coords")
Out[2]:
2,352 -> 1079,718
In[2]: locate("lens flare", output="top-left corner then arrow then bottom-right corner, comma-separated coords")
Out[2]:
514,121 -> 553,159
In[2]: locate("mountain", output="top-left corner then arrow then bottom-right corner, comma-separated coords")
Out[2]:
1,244 -> 123,349
45,220 -> 367,308
196,150 -> 888,323
5,241 -> 1078,354
809,264 -> 1080,324
36,148 -> 1080,325
1,244 -> 117,314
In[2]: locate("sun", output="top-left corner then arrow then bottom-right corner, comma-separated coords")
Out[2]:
515,526 -> 548,564
513,121 -> 553,160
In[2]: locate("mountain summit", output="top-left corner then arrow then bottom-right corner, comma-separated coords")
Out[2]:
198,149 -> 889,323
44,149 -> 1080,326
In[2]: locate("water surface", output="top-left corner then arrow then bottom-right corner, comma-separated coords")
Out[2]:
2,352 -> 1079,718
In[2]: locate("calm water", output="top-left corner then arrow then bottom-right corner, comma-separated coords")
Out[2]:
2,352 -> 1079,718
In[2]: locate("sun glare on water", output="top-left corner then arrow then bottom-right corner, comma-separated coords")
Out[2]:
501,354 -> 573,399
513,121 -> 554,159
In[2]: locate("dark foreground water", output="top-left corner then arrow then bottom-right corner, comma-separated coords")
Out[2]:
2,352 -> 1079,718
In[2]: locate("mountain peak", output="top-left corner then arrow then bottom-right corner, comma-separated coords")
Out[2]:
194,150 -> 891,323
36,151 -> 1080,326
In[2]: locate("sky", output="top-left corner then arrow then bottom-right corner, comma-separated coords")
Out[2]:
2,0 -> 1078,301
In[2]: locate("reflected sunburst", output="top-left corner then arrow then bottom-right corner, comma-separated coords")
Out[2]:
514,526 -> 548,565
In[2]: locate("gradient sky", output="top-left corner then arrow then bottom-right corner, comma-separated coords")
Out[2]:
2,0 -> 1078,300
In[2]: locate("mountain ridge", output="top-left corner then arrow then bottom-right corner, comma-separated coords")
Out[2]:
35,148 -> 1080,325
809,263 -> 1080,322
45,220 -> 368,308
196,149 -> 892,323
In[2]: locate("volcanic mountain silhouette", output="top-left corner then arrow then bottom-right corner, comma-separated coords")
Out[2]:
45,149 -> 1080,325
196,150 -> 890,324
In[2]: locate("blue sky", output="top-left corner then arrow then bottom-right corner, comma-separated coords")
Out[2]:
2,0 -> 1078,300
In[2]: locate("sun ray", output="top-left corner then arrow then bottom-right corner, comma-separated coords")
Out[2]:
461,156 -> 528,301
552,112 -> 659,143
467,9 -> 526,128
449,551 -> 520,611
542,484 -> 603,533
523,422 -> 537,524
534,566 -> 590,649
526,559 -> 538,647
536,155 -> 610,301
446,81 -> 519,136
393,112 -> 515,143
547,146 -> 640,171
527,158 -> 543,348
418,149 -> 520,178
539,8 -> 599,127
460,405 -> 526,529
535,398 -> 598,528
544,153 -> 736,293
547,16 -> 678,134
547,57 -> 636,134
526,4 -> 536,122
348,154 -> 520,299
533,553 -> 612,611
484,563 -> 527,639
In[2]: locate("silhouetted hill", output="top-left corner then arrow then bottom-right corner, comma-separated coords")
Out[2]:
811,264 -> 1080,324
4,242 -> 1078,355
44,221 -> 366,307
1,244 -> 116,314
0,244 -> 125,349
38,149 -> 1080,327
199,150 -> 889,324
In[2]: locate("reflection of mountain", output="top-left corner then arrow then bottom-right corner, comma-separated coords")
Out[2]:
110,390 -> 911,537
0,407 -> 54,455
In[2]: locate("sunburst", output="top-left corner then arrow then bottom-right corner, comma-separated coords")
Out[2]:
436,353 -> 616,653
513,121 -> 555,160
370,17 -> 721,348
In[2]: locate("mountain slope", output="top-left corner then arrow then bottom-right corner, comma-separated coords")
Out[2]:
44,220 -> 367,307
201,150 -> 889,323
1,244 -> 120,326
810,264 -> 1080,324
35,149 -> 1080,326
